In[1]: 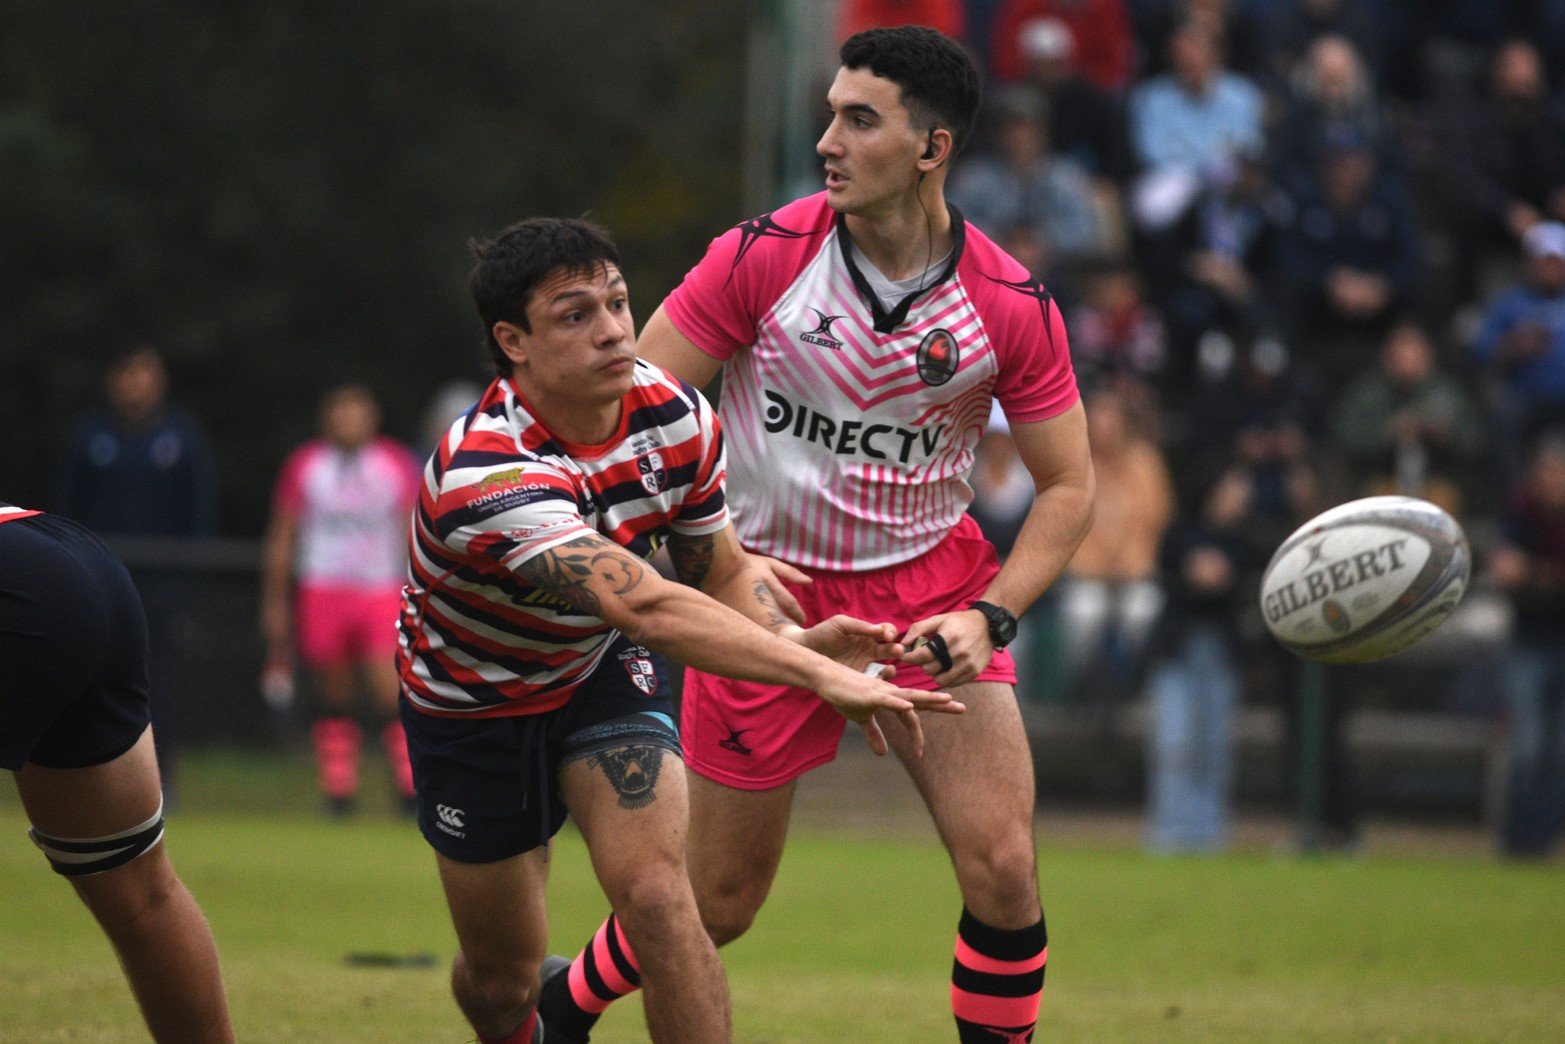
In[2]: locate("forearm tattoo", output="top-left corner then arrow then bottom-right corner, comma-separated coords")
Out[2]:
751,580 -> 792,630
667,532 -> 715,588
515,534 -> 645,618
588,745 -> 666,810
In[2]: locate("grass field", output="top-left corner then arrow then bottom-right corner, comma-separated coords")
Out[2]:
1,750 -> 1562,1042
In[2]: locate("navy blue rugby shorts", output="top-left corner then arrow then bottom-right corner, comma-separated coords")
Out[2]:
0,513 -> 152,771
401,634 -> 682,863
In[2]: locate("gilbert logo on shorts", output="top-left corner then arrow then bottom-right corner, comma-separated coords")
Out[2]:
800,307 -> 846,350
637,451 -> 667,495
435,804 -> 466,838
916,329 -> 959,387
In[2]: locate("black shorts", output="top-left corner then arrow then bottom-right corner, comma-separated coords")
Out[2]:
0,514 -> 152,771
401,635 -> 681,863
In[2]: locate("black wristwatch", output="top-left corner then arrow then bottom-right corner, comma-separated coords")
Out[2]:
971,601 -> 1018,649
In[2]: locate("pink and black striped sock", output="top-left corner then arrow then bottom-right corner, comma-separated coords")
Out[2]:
310,716 -> 361,800
951,907 -> 1048,1043
539,914 -> 641,1040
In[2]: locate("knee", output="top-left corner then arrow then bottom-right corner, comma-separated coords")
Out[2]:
697,879 -> 764,947
77,849 -> 181,934
953,829 -> 1038,914
453,949 -> 539,1025
608,867 -> 697,939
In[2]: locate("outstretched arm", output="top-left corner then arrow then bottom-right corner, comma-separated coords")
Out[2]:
518,531 -> 962,755
904,400 -> 1095,686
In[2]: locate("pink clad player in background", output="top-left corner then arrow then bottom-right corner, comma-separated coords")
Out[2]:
261,384 -> 423,815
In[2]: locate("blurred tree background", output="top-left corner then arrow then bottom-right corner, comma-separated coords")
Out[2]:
0,0 -> 747,533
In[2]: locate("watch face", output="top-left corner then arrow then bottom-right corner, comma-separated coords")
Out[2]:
995,616 -> 1017,644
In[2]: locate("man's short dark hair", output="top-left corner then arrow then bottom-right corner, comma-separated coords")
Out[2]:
840,25 -> 982,157
468,217 -> 621,376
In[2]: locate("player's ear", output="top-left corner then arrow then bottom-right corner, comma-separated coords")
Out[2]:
493,321 -> 531,369
916,127 -> 953,177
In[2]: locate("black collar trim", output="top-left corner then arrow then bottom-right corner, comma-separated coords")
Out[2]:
835,205 -> 967,334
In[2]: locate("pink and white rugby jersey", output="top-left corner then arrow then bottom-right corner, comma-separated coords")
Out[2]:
271,436 -> 422,588
664,192 -> 1077,570
398,362 -> 728,718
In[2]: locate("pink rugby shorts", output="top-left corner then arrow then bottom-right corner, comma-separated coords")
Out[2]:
682,514 -> 1017,790
295,582 -> 404,669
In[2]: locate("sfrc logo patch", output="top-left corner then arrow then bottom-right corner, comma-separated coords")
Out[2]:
917,329 -> 959,386
624,655 -> 658,695
638,451 -> 667,495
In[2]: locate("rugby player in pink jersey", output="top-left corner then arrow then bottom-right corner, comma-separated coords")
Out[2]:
260,384 -> 423,815
540,26 -> 1094,1044
397,217 -> 961,1043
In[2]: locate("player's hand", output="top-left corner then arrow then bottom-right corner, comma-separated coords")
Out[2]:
900,610 -> 994,688
813,665 -> 964,758
750,554 -> 810,625
791,615 -> 904,674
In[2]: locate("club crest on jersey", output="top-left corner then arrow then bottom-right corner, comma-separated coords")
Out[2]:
800,308 -> 846,350
637,451 -> 667,495
917,329 -> 959,386
622,655 -> 659,695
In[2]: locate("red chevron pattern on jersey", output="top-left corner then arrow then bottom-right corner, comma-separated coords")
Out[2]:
663,192 -> 1077,571
397,362 -> 728,718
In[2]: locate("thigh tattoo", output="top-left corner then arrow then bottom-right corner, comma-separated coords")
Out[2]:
589,744 -> 666,810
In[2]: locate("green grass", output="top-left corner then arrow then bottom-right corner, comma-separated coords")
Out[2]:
1,751 -> 1562,1042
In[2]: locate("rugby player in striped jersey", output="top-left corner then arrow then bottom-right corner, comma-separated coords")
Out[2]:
396,217 -> 962,1043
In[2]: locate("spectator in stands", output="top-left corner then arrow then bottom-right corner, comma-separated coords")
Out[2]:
1262,0 -> 1386,93
950,87 -> 1116,274
1276,132 -> 1422,384
1271,35 -> 1399,195
1186,333 -> 1322,543
260,384 -> 423,816
1140,147 -> 1287,391
1330,320 -> 1483,517
1471,222 -> 1565,484
1012,17 -> 1137,185
837,0 -> 965,44
58,346 -> 218,797
1144,466 -> 1255,853
1127,19 -> 1264,234
1489,434 -> 1565,858
1060,382 -> 1174,695
1444,39 -> 1565,288
990,0 -> 1135,92
1131,0 -> 1268,83
1069,263 -> 1168,390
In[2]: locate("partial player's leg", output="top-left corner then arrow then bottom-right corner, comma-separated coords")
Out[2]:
16,727 -> 233,1043
881,681 -> 1047,1043
540,773 -> 792,1042
356,586 -> 416,811
559,725 -> 730,1043
298,586 -> 364,814
435,848 -> 550,1042
687,773 -> 797,945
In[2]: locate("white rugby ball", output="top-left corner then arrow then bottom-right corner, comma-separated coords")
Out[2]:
1260,496 -> 1470,664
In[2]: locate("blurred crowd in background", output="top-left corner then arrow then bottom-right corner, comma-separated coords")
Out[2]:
25,1 -> 1565,860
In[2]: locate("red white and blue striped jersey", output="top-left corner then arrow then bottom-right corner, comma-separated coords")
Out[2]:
664,192 -> 1078,570
0,505 -> 41,525
398,362 -> 729,718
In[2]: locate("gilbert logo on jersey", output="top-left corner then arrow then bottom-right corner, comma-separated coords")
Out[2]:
799,308 -> 846,350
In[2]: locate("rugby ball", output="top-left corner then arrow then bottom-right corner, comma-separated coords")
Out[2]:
1260,496 -> 1470,664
